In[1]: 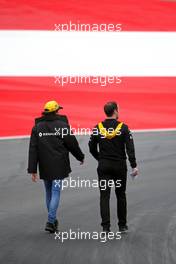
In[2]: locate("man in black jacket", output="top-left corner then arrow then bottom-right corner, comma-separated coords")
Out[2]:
88,102 -> 138,233
28,100 -> 84,233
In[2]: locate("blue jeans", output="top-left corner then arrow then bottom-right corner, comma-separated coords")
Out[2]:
43,180 -> 62,224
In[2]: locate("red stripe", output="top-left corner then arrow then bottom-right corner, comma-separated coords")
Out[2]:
0,77 -> 176,136
0,0 -> 176,31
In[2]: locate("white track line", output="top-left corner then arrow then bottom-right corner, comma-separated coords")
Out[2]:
132,128 -> 176,133
0,128 -> 175,140
1,31 -> 176,76
0,135 -> 30,140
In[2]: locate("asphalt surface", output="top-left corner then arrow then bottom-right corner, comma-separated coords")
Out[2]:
0,132 -> 176,264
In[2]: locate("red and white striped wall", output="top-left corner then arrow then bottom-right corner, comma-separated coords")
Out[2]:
0,0 -> 176,137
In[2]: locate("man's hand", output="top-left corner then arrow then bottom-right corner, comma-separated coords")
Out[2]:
31,173 -> 38,182
80,159 -> 84,165
131,167 -> 139,177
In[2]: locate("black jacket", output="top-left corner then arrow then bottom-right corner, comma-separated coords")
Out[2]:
88,119 -> 137,168
28,114 -> 84,180
35,114 -> 69,125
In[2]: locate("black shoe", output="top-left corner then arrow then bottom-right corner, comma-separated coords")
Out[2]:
45,222 -> 56,233
101,227 -> 111,242
103,227 -> 111,233
119,225 -> 128,233
54,219 -> 58,232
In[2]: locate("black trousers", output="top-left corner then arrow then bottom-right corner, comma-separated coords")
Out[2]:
97,159 -> 127,228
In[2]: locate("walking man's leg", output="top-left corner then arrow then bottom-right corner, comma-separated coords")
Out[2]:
44,179 -> 62,233
48,180 -> 62,224
99,183 -> 111,231
114,171 -> 128,232
43,180 -> 52,212
98,169 -> 111,231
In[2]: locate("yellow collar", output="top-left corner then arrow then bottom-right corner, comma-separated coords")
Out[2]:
98,122 -> 123,139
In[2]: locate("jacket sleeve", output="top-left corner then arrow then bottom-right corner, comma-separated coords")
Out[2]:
88,127 -> 99,161
63,128 -> 84,161
124,126 -> 137,168
27,126 -> 38,173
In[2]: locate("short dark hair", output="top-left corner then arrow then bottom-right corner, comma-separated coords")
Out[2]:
104,101 -> 118,117
42,110 -> 58,116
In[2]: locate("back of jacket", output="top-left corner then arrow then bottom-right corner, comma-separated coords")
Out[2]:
28,114 -> 84,180
35,114 -> 69,125
89,119 -> 137,168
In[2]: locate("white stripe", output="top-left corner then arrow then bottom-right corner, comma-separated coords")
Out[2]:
0,31 -> 176,76
0,128 -> 175,140
0,135 -> 30,140
131,128 -> 176,133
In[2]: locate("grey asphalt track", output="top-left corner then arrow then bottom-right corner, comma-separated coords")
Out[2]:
0,132 -> 176,264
